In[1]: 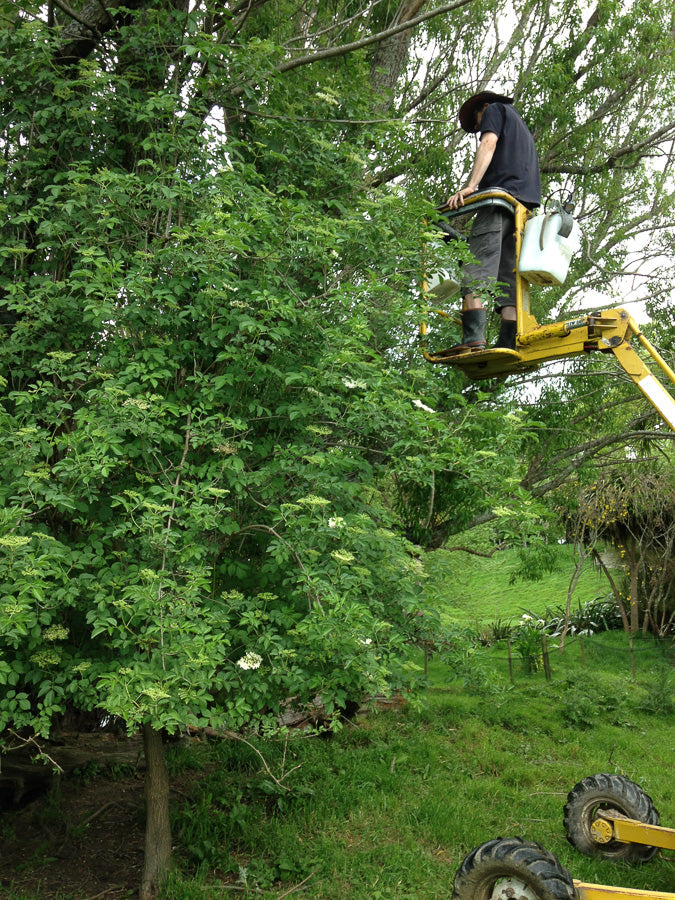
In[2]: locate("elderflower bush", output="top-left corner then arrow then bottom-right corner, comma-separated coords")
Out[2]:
0,48 -> 524,745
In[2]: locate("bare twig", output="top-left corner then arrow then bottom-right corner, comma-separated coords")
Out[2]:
276,870 -> 318,899
218,730 -> 302,792
557,545 -> 588,650
157,409 -> 192,670
81,799 -> 121,828
81,889 -> 126,900
238,524 -> 324,612
7,730 -> 65,774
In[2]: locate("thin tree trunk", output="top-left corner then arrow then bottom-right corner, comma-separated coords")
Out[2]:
140,724 -> 171,900
558,544 -> 587,650
626,538 -> 640,634
591,548 -> 629,632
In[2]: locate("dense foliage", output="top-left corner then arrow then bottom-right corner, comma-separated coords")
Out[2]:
1,4 -> 482,741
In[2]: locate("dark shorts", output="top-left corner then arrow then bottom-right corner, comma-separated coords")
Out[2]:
461,207 -> 516,309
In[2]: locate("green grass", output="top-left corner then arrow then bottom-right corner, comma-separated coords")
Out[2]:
159,631 -> 674,899
5,548 -> 672,900
424,544 -> 614,627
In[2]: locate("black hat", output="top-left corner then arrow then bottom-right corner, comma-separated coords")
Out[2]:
459,91 -> 513,133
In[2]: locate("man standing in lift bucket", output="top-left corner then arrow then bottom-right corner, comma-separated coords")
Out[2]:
446,91 -> 541,351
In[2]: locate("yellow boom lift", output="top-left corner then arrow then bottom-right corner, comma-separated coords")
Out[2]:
420,191 -> 675,431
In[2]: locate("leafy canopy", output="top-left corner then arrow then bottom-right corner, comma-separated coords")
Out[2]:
0,2 -> 527,737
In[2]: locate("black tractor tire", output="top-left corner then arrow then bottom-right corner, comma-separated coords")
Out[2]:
452,836 -> 576,900
563,773 -> 660,863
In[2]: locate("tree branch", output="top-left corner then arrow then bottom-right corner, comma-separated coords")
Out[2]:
525,430 -> 674,500
238,524 -> 324,612
53,0 -> 149,63
229,0 -> 477,97
51,0 -> 99,32
543,122 -> 675,175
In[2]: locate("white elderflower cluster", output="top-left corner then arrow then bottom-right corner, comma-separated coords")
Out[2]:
315,91 -> 339,106
43,625 -> 69,641
24,466 -> 50,479
297,495 -> 330,507
237,652 -> 263,671
123,397 -> 151,410
0,535 -> 31,549
412,398 -> 435,413
331,549 -> 354,564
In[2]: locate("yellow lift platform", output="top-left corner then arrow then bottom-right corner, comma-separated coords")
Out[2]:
420,190 -> 675,431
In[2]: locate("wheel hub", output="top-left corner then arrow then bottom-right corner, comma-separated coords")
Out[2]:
490,877 -> 539,900
590,817 -> 614,844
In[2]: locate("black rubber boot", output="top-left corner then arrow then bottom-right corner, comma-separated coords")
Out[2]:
493,319 -> 517,350
450,309 -> 487,352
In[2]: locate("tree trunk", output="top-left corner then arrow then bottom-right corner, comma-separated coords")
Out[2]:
591,548 -> 629,632
55,0 -> 150,64
626,538 -> 640,634
369,0 -> 429,108
140,725 -> 171,900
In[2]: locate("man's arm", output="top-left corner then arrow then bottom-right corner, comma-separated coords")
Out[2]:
446,131 -> 498,209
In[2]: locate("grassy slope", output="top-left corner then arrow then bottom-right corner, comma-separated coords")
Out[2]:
424,544 -> 612,626
6,549 -> 672,900
159,633 -> 674,900
136,550 -> 675,898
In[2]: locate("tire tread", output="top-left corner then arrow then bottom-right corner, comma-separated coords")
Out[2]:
563,773 -> 659,863
453,836 -> 575,900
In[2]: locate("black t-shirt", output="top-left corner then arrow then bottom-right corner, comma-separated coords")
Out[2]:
479,103 -> 541,207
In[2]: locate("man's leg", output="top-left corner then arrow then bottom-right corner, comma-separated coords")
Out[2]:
452,208 -> 506,350
493,214 -> 518,349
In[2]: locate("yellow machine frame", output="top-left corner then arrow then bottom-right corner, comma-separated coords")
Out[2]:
420,191 -> 675,431
574,814 -> 675,899
589,815 -> 675,853
455,815 -> 675,900
575,886 -> 675,900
